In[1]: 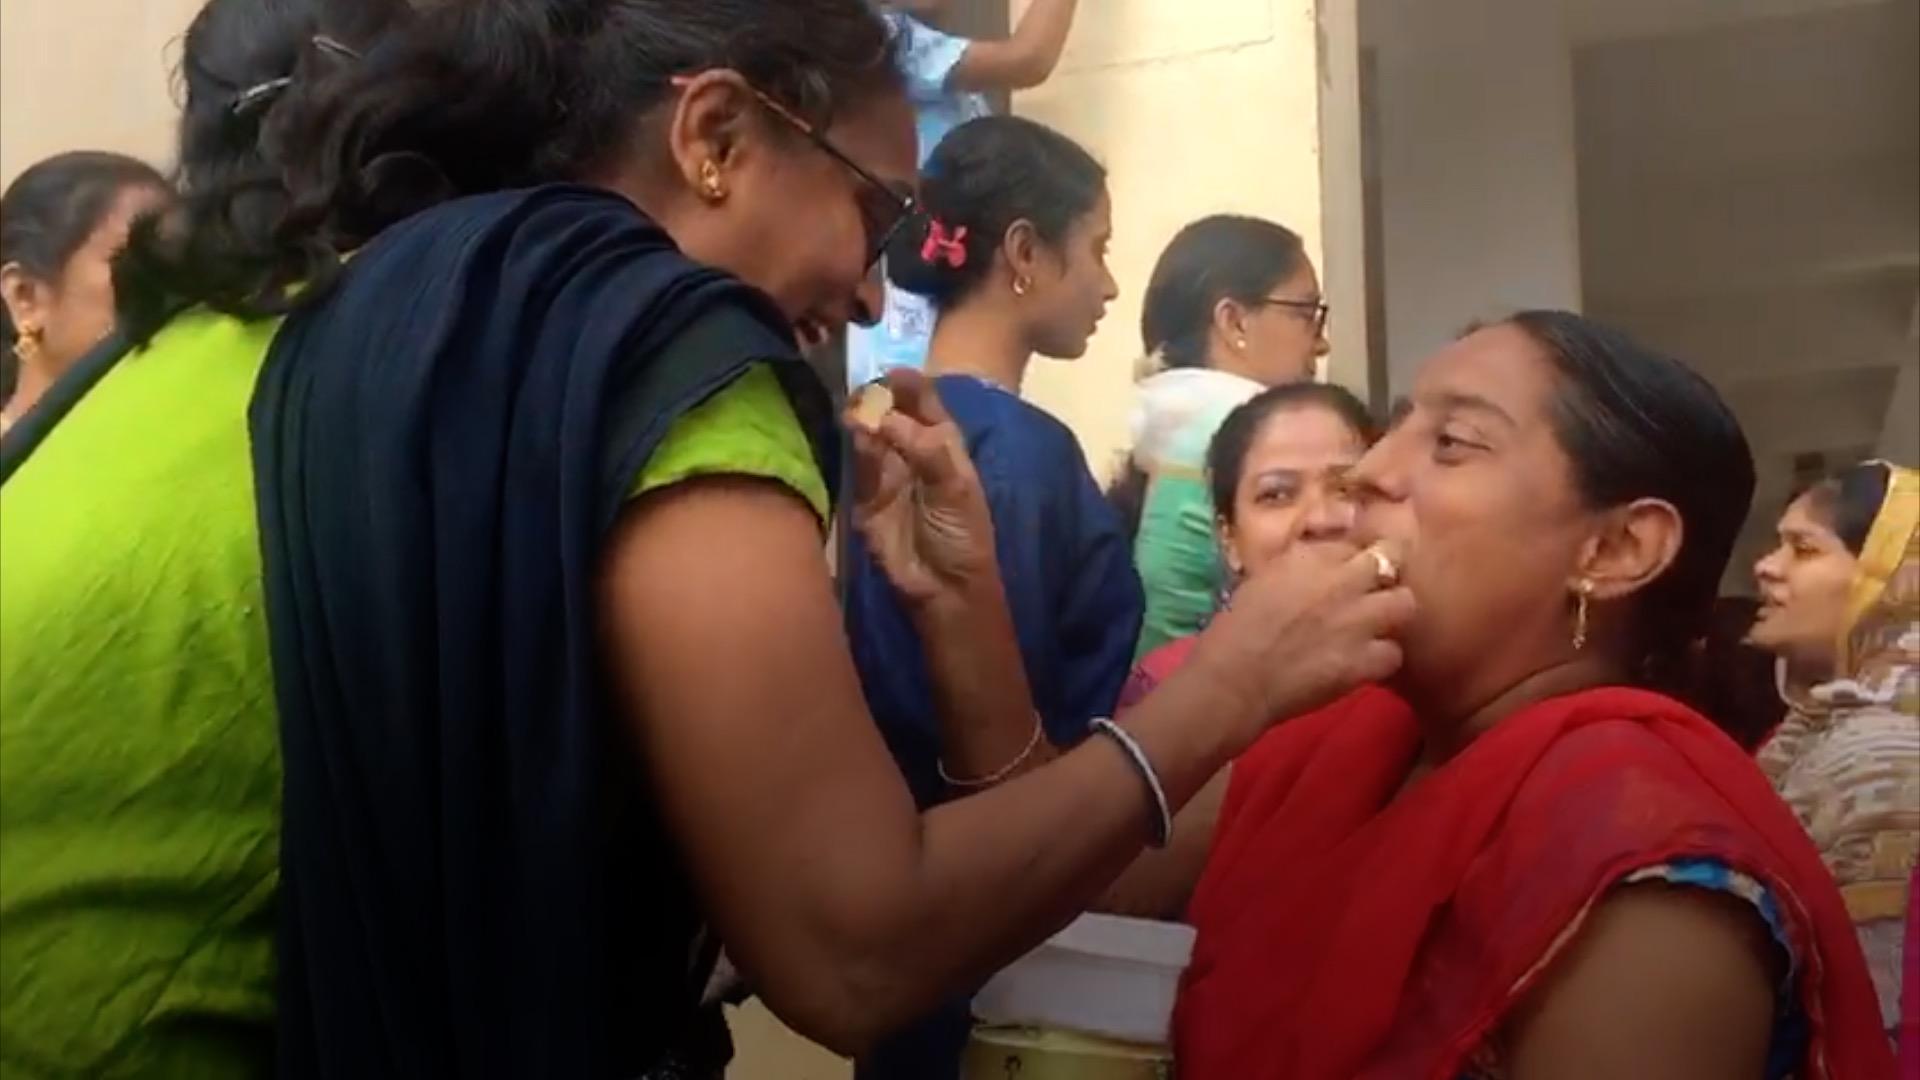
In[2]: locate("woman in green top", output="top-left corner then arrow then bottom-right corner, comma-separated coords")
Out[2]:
0,1 -> 1414,1077
1112,215 -> 1336,659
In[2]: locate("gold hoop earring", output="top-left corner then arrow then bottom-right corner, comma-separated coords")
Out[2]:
1571,579 -> 1594,651
698,160 -> 726,202
1012,275 -> 1031,297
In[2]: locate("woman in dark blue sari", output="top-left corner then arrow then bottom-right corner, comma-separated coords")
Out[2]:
843,115 -> 1145,1080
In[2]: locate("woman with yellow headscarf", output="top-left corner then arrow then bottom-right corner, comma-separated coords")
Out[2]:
1751,460 -> 1919,1030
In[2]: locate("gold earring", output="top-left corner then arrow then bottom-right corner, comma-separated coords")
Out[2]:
1235,337 -> 1249,351
698,160 -> 725,202
1012,275 -> 1031,297
12,325 -> 42,366
1571,579 -> 1594,651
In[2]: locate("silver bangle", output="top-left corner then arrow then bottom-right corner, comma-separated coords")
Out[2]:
1089,718 -> 1172,849
938,712 -> 1044,789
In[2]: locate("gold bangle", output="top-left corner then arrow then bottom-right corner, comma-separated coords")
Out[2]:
938,712 -> 1045,789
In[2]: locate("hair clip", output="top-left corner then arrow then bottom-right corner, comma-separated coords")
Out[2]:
230,76 -> 294,116
228,35 -> 359,117
311,35 -> 361,61
921,219 -> 968,269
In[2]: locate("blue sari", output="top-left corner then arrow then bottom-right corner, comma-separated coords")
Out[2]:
253,185 -> 835,1079
843,374 -> 1143,1079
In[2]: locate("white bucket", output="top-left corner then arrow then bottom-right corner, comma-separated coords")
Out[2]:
971,914 -> 1197,1047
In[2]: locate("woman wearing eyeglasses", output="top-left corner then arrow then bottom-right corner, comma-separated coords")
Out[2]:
0,3 -> 1411,1078
1113,215 -> 1335,659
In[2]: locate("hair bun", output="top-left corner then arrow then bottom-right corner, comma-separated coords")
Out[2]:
881,116 -> 1106,313
886,211 -> 975,306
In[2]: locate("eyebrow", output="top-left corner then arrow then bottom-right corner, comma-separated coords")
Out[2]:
1250,463 -> 1352,483
1429,390 -> 1518,428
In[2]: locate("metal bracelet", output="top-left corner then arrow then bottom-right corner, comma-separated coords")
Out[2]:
938,712 -> 1045,789
1089,718 -> 1172,849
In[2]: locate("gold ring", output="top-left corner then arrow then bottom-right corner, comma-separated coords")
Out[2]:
1365,544 -> 1399,588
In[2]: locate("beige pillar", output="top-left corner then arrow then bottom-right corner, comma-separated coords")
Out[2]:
1011,0 -> 1365,480
0,0 -> 204,184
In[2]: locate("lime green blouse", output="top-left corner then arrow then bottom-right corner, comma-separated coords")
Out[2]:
0,311 -> 823,1077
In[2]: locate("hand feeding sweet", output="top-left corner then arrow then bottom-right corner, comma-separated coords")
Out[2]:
1187,537 -> 1415,741
845,369 -> 998,608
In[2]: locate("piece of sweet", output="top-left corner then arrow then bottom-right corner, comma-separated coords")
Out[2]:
850,382 -> 895,431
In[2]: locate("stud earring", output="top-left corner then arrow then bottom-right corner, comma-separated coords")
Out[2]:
1012,275 -> 1032,297
1571,579 -> 1594,651
1235,337 -> 1249,351
698,160 -> 725,202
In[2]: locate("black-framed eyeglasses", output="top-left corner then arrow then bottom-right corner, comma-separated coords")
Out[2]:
1260,296 -> 1331,334
745,86 -> 918,271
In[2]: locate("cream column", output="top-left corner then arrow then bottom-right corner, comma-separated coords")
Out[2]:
1011,0 -> 1365,481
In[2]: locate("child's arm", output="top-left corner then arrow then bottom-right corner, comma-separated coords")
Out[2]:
949,0 -> 1080,92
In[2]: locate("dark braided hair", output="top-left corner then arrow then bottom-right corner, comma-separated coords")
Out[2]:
113,0 -> 421,341
117,0 -> 903,340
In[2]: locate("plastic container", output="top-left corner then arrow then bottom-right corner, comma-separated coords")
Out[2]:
964,1026 -> 1172,1080
970,913 -> 1197,1046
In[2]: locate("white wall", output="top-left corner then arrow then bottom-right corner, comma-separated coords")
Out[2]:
1012,0 -> 1350,480
0,0 -> 202,184
1365,0 -> 1585,393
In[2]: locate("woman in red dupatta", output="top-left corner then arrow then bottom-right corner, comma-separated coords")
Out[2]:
1121,313 -> 1893,1078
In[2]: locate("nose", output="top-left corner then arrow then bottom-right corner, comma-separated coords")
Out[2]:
851,270 -> 885,328
1300,481 -> 1357,540
1314,331 -> 1332,359
1753,547 -> 1784,586
1102,267 -> 1120,304
1346,429 -> 1408,506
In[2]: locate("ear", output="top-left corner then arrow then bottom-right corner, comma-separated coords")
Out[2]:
1001,218 -> 1046,285
1216,514 -> 1245,579
1211,296 -> 1252,354
0,261 -> 48,337
1576,497 -> 1684,602
663,69 -> 761,199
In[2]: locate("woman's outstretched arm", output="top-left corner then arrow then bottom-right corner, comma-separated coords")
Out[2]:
599,375 -> 1411,1054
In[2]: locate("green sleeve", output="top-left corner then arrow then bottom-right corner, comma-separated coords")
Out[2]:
629,364 -> 830,524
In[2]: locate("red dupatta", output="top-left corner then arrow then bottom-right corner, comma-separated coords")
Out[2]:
1151,652 -> 1893,1079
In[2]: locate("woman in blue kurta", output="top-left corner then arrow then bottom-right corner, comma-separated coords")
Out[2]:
842,115 -> 1143,1079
